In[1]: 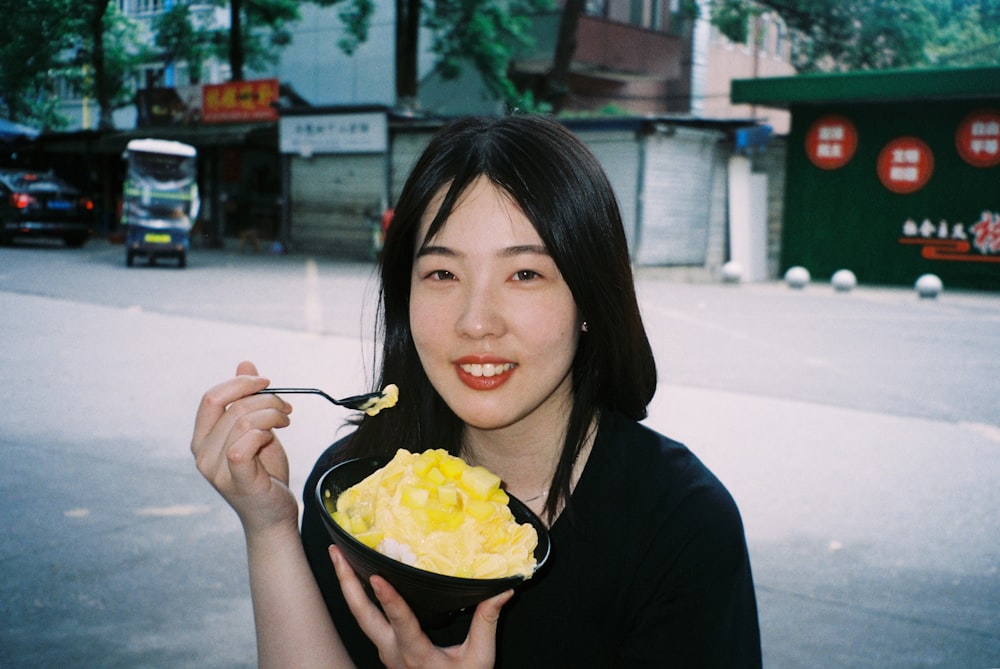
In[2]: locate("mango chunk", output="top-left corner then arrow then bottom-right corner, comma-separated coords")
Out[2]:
460,466 -> 502,500
466,499 -> 497,521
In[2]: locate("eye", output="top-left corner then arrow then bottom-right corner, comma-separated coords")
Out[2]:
427,269 -> 456,281
511,269 -> 540,282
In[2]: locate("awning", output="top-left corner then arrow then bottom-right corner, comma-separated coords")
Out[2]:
96,122 -> 277,153
0,118 -> 40,142
731,65 -> 1000,108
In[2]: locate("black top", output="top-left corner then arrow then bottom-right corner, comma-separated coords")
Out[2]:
301,410 -> 762,668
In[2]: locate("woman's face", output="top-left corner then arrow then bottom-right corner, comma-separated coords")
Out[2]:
410,176 -> 581,434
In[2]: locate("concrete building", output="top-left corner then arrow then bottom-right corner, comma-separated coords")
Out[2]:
53,0 -> 793,132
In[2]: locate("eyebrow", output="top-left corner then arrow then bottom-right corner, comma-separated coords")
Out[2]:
416,244 -> 551,259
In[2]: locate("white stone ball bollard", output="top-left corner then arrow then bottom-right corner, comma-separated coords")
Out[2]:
915,273 -> 943,299
721,261 -> 743,283
831,269 -> 857,292
784,265 -> 810,289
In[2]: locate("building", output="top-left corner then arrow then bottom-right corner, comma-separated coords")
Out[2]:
732,66 -> 1000,291
49,0 -> 792,132
26,0 -> 789,271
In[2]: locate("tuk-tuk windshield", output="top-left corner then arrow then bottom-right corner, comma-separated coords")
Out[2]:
124,139 -> 199,230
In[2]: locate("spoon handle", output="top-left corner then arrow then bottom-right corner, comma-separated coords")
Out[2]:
256,387 -> 382,410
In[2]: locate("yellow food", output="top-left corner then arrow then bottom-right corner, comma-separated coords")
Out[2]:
326,448 -> 538,579
360,384 -> 399,416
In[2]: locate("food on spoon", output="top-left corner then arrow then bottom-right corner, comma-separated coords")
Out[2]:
359,384 -> 399,416
325,448 -> 538,579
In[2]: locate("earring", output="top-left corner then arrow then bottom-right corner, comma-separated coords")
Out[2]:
581,321 -> 589,333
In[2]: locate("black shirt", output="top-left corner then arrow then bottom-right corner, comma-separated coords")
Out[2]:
301,410 -> 762,667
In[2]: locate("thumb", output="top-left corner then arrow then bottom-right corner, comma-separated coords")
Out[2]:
236,360 -> 260,377
464,590 -> 513,653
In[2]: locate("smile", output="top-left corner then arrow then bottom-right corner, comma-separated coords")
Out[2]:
459,362 -> 516,377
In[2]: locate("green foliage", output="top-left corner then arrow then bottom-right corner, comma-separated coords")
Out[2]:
215,0 -> 303,74
711,0 -> 756,44
924,0 -> 1000,65
154,3 -> 215,82
78,2 -> 148,107
0,0 -> 77,127
242,0 -> 301,67
425,0 -> 553,106
319,0 -> 552,109
335,0 -> 376,55
676,0 -> 700,20
709,0 -> 999,72
557,104 -> 631,118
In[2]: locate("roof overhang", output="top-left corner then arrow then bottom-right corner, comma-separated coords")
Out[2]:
731,66 -> 1000,108
512,58 -> 668,85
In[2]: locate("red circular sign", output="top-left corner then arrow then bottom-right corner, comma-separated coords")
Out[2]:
805,115 -> 858,170
877,137 -> 934,194
955,109 -> 1000,168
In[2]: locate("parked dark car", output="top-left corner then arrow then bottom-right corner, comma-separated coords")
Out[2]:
0,169 -> 94,247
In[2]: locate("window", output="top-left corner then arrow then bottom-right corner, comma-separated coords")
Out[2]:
119,0 -> 164,17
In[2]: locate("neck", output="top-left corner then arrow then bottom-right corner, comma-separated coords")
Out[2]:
461,411 -> 599,514
462,421 -> 563,498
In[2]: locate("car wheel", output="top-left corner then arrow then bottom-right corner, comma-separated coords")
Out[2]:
126,250 -> 135,267
178,252 -> 187,269
64,235 -> 88,248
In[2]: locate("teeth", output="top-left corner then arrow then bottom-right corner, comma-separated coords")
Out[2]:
460,362 -> 515,377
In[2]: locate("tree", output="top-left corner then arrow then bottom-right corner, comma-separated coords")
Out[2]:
333,0 -> 550,111
70,0 -> 146,130
427,0 -> 549,107
542,0 -> 586,112
924,0 -> 1000,65
0,0 -> 77,128
0,0 -> 143,130
218,0 -> 301,81
706,0 -> 998,72
154,3 -> 215,83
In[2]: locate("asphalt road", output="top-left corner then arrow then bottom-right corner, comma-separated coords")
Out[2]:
1,239 -> 998,668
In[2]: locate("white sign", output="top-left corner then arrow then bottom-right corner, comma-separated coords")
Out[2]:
280,111 -> 387,155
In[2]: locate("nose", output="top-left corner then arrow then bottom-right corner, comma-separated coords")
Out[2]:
455,280 -> 505,339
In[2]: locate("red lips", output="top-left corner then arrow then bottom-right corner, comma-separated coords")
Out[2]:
453,356 -> 516,391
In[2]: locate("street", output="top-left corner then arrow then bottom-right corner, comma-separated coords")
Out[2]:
1,239 -> 998,668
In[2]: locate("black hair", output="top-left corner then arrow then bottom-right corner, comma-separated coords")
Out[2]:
339,114 -> 656,522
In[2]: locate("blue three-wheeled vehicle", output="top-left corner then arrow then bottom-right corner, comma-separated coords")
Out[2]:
123,139 -> 199,268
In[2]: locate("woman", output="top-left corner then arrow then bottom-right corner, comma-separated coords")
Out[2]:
193,115 -> 761,668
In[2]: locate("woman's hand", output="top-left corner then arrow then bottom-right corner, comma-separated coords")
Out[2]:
191,360 -> 297,534
330,545 -> 512,669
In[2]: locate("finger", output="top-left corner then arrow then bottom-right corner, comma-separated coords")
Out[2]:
236,360 -> 259,376
369,575 -> 440,658
463,590 -> 513,655
329,546 -> 394,641
226,424 -> 282,491
226,404 -> 291,454
193,396 -> 291,482
192,374 -> 281,447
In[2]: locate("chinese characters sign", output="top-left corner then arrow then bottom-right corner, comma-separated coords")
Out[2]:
805,115 -> 857,170
877,137 -> 934,194
955,109 -> 1000,168
202,79 -> 279,123
899,210 -> 1000,263
279,112 -> 387,155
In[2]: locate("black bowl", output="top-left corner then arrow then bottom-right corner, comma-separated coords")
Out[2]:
315,456 -> 551,626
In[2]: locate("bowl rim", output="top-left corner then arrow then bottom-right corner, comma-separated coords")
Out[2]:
315,455 -> 551,586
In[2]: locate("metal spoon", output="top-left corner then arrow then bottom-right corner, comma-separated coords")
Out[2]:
255,386 -> 397,414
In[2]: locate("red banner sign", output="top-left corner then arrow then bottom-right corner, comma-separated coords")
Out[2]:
202,79 -> 279,123
877,137 -> 934,194
805,115 -> 857,170
955,109 -> 1000,168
